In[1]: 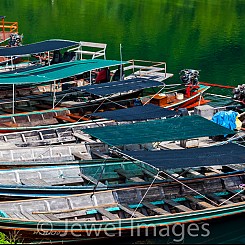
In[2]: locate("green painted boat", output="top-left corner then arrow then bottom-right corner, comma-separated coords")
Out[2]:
0,172 -> 244,243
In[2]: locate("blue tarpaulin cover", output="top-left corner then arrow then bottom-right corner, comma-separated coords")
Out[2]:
121,143 -> 245,169
91,104 -> 178,121
211,110 -> 239,130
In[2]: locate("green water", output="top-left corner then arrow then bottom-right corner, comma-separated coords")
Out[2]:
1,0 -> 245,244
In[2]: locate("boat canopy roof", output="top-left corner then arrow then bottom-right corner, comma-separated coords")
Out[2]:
0,39 -> 79,57
83,115 -> 235,146
122,143 -> 245,169
0,59 -> 126,84
91,104 -> 178,121
79,77 -> 164,96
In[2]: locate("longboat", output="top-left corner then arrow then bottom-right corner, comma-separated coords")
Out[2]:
0,141 -> 111,163
0,113 -> 243,165
0,82 -> 210,133
0,155 -> 243,199
0,53 -> 176,132
0,102 -> 181,146
0,172 -> 244,243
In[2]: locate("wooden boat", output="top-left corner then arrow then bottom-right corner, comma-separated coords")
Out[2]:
0,141 -> 111,163
0,158 -> 243,200
0,160 -> 157,198
0,173 -> 244,243
0,118 -> 117,147
148,84 -> 210,110
0,57 -> 175,132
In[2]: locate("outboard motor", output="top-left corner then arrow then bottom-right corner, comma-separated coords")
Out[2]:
179,69 -> 200,98
179,69 -> 200,86
233,84 -> 245,105
8,33 -> 23,47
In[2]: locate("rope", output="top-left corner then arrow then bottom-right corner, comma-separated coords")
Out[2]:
91,161 -> 107,195
142,84 -> 166,106
218,184 -> 245,206
130,172 -> 160,218
158,170 -> 219,207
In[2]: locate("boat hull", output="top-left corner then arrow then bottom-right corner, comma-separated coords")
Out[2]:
0,202 -> 244,243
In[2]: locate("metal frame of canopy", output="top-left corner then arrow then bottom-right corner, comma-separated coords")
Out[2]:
0,59 -> 127,114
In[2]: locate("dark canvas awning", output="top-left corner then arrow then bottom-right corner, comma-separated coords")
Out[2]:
79,78 -> 164,96
91,104 -> 178,121
83,115 -> 235,146
121,143 -> 245,169
0,39 -> 79,57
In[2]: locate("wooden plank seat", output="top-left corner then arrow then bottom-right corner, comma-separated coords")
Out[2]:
187,169 -> 205,177
79,173 -> 106,187
205,193 -> 234,205
73,132 -> 95,142
114,168 -> 145,182
95,207 -> 118,220
0,121 -> 18,127
117,204 -> 146,218
184,195 -> 216,209
91,150 -> 111,159
206,167 -> 223,175
163,198 -> 192,212
143,169 -> 163,180
54,115 -> 77,123
142,201 -> 170,215
67,113 -> 90,121
226,188 -> 245,201
72,151 -> 92,160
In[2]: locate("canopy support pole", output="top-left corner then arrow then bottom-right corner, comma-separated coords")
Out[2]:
12,84 -> 15,114
52,81 -> 56,109
48,51 -> 50,65
90,71 -> 92,85
11,56 -> 14,70
2,17 -> 5,41
120,43 -> 123,80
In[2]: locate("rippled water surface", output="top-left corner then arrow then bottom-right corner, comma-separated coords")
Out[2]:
1,0 -> 245,243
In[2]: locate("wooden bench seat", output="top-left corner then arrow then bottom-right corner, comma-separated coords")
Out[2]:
185,195 -> 215,209
118,204 -> 146,218
54,115 -> 77,123
142,201 -> 170,215
114,168 -> 145,182
163,199 -> 192,212
95,208 -> 118,220
206,193 -> 234,205
0,122 -> 19,127
67,113 -> 90,121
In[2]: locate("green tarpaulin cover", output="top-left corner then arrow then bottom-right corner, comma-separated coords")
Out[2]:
83,115 -> 235,146
0,59 -> 127,84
